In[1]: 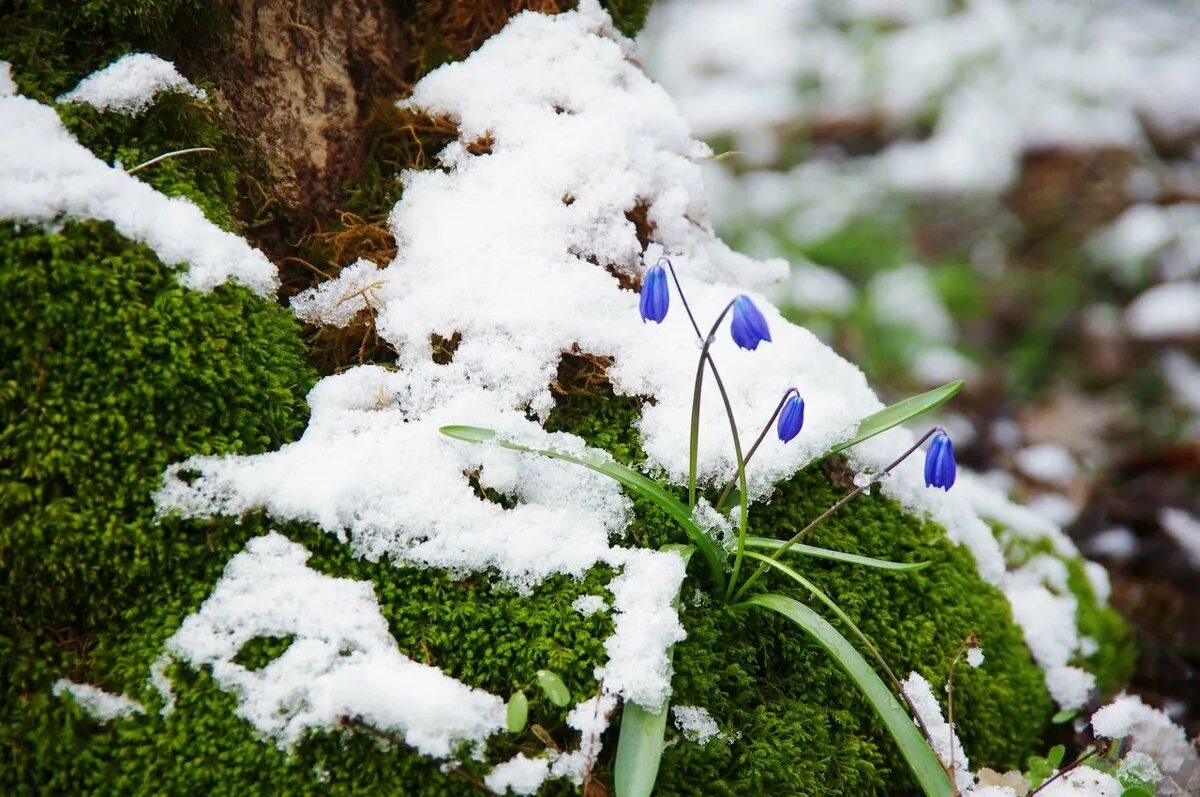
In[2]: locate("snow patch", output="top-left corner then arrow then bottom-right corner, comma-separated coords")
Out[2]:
53,680 -> 144,722
1092,694 -> 1200,793
901,672 -> 972,793
0,61 -> 15,96
571,594 -> 608,617
1160,507 -> 1200,569
59,53 -> 205,114
0,94 -> 277,294
672,705 -> 723,744
1125,282 -> 1200,340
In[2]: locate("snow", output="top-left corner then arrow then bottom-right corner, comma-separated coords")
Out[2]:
1117,751 -> 1162,788
901,672 -> 972,793
966,647 -> 984,669
0,94 -> 277,295
1035,766 -> 1121,797
787,260 -> 856,314
1162,350 -> 1200,415
163,532 -> 507,755
136,0 -> 1106,774
290,259 -> 385,327
0,61 -> 15,96
59,53 -> 205,114
672,705 -> 722,743
1025,492 -> 1080,528
1092,694 -> 1200,792
1159,507 -> 1200,569
571,595 -> 608,617
1014,444 -> 1077,486
52,680 -> 144,722
1087,527 -> 1138,561
642,0 -> 1200,188
1125,281 -> 1200,340
485,754 -> 549,795
868,265 -> 955,340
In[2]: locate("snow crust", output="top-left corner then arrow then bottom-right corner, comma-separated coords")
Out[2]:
52,680 -> 144,722
59,53 -> 205,114
901,672 -> 972,793
0,94 -> 277,294
672,705 -> 722,744
163,532 -> 506,755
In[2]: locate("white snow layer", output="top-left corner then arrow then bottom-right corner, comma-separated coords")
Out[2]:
0,94 -> 277,294
163,532 -> 507,756
1035,766 -> 1121,797
901,672 -> 972,793
59,53 -> 206,114
52,680 -> 145,722
1125,282 -> 1200,340
143,0 -> 1108,776
1092,694 -> 1200,794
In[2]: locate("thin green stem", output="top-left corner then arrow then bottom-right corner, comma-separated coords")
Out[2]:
688,301 -> 735,508
715,387 -> 798,512
732,426 -> 940,603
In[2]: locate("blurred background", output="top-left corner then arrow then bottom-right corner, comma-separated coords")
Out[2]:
638,0 -> 1200,733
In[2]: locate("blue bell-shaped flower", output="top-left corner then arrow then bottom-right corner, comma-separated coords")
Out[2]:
924,431 -> 957,491
639,263 -> 669,323
730,295 -> 771,350
777,393 -> 805,442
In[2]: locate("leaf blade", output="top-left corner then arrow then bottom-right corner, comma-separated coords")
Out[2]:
826,381 -> 963,457
613,545 -> 695,797
735,593 -> 954,797
744,536 -> 930,572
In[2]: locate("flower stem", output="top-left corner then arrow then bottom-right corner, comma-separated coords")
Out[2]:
732,426 -> 940,603
715,387 -> 799,512
687,301 -> 735,509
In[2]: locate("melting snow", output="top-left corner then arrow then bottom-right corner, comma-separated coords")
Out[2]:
58,53 -> 206,114
0,94 -> 277,294
1092,694 -> 1200,793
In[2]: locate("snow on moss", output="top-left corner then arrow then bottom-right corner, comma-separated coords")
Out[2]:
58,53 -> 206,114
0,94 -> 276,294
0,61 -> 15,96
147,0 -> 1099,776
672,705 -> 722,744
162,532 -> 506,756
52,680 -> 144,722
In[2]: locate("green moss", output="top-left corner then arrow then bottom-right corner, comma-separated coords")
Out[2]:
599,0 -> 655,36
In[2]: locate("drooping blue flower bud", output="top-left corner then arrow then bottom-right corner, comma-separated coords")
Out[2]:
730,295 -> 771,350
777,393 -> 805,442
924,431 -> 957,491
639,263 -> 669,323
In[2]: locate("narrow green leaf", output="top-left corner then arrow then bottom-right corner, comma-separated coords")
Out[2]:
826,381 -> 963,457
744,536 -> 930,572
439,425 -> 726,591
614,545 -> 694,797
535,670 -> 570,707
736,593 -> 954,797
506,691 -> 529,733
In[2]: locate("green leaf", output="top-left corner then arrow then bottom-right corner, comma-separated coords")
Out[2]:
825,381 -> 963,457
1051,708 -> 1078,724
735,594 -> 954,797
1120,787 -> 1154,797
1047,744 -> 1066,769
535,670 -> 570,708
506,691 -> 529,733
744,536 -> 930,572
439,425 -> 726,591
614,545 -> 694,797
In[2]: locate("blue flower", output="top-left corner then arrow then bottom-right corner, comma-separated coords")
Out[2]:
777,393 -> 805,442
924,431 -> 956,491
730,295 -> 771,350
639,263 -> 669,323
